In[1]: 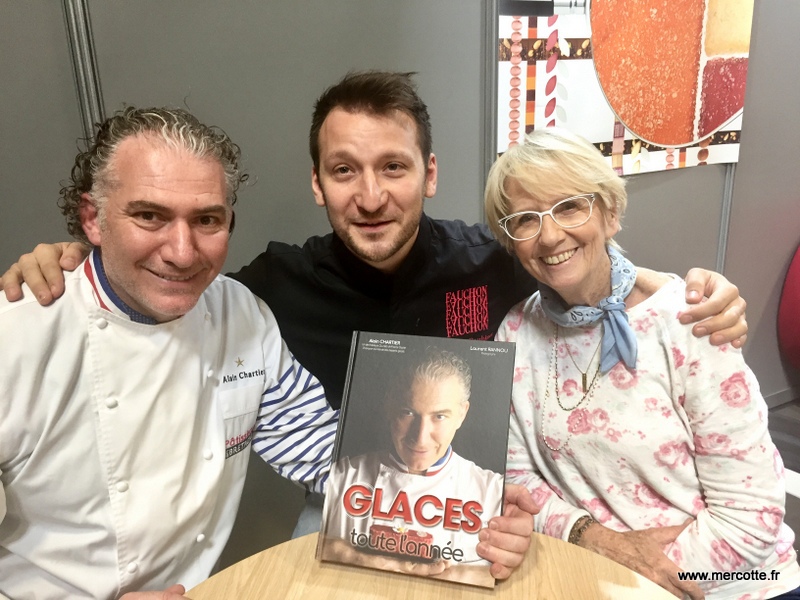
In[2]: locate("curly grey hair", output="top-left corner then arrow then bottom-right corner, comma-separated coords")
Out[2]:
59,106 -> 247,245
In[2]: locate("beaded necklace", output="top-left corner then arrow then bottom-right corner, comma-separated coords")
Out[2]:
540,324 -> 602,452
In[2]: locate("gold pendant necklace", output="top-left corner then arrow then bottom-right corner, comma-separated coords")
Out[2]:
541,324 -> 603,452
562,325 -> 602,392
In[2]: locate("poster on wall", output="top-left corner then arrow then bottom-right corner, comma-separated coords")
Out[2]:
497,1 -> 755,174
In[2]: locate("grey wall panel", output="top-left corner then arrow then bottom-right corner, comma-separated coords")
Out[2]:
0,2 -> 84,268
724,0 -> 800,407
87,0 -> 485,274
618,165 -> 726,275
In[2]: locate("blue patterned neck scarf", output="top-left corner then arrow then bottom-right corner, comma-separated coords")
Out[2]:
539,245 -> 637,373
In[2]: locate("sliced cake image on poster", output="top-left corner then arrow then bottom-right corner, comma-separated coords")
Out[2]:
316,332 -> 516,588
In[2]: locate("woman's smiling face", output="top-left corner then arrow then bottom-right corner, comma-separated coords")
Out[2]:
505,178 -> 620,307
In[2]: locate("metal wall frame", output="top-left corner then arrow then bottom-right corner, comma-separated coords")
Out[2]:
62,0 -> 104,139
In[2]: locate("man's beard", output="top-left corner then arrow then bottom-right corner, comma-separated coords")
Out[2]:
321,190 -> 423,269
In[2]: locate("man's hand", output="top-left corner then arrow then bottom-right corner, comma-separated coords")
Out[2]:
0,241 -> 89,304
476,484 -> 537,579
119,584 -> 188,600
580,520 -> 704,600
680,268 -> 747,348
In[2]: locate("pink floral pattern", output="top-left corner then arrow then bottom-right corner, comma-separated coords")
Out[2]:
561,379 -> 578,396
581,497 -> 613,523
505,312 -> 523,332
587,408 -> 609,431
633,315 -> 654,333
566,409 -> 592,435
692,495 -> 705,516
654,441 -> 691,469
694,432 -> 731,456
544,513 -> 569,539
688,360 -> 701,377
666,541 -> 683,565
563,408 -> 611,435
631,483 -> 670,510
757,507 -> 784,536
710,539 -> 745,571
672,346 -> 686,368
497,281 -> 798,598
720,372 -> 751,408
532,482 -> 554,507
608,362 -> 638,389
544,436 -> 562,456
773,448 -> 785,478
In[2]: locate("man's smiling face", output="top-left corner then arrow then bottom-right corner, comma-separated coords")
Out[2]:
80,134 -> 231,322
311,107 -> 437,274
388,374 -> 469,474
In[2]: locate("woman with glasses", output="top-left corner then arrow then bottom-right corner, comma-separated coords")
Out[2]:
486,128 -> 800,600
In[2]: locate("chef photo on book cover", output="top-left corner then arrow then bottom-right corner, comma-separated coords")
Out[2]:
318,343 -> 510,588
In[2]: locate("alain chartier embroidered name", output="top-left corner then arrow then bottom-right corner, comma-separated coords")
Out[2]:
222,357 -> 265,384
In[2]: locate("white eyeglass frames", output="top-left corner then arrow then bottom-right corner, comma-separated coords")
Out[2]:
498,193 -> 596,241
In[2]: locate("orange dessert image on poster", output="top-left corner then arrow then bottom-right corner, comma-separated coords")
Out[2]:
591,0 -> 754,146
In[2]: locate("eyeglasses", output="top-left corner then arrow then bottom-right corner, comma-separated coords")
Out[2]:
498,193 -> 596,241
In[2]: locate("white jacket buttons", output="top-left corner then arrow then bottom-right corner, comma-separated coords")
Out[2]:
95,318 -> 108,329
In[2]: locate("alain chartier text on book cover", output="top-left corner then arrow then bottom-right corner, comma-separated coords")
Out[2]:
316,332 -> 516,588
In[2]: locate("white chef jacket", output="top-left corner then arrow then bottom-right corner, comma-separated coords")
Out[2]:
0,252 -> 338,599
321,449 -> 503,566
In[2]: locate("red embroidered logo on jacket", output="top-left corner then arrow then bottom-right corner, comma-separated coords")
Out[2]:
445,285 -> 488,337
225,425 -> 255,459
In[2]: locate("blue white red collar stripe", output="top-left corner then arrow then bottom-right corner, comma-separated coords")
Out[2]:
85,249 -> 157,324
388,445 -> 452,476
84,254 -> 111,312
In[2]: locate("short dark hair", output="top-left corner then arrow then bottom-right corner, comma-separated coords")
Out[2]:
60,106 -> 247,245
309,71 -> 432,171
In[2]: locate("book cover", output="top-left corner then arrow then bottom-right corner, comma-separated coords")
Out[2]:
316,331 -> 516,588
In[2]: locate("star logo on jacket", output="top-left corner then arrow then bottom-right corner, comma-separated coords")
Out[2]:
221,356 -> 265,384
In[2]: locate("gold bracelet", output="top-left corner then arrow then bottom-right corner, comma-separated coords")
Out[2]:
568,515 -> 596,545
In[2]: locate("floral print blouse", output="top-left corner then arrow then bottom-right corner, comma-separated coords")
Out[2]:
498,276 -> 800,599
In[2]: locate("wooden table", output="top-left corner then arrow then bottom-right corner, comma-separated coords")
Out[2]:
188,532 -> 677,599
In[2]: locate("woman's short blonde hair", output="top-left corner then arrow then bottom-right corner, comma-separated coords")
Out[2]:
484,127 -> 627,250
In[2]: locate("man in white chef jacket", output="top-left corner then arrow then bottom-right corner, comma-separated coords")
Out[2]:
320,349 -> 503,587
0,107 -> 340,600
